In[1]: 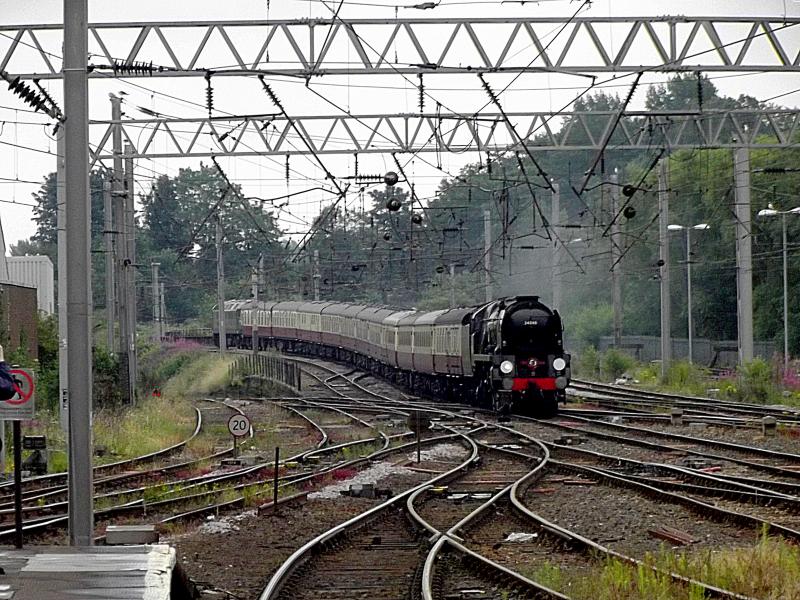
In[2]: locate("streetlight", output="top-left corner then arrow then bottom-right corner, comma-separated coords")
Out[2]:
757,205 -> 800,372
668,223 -> 710,363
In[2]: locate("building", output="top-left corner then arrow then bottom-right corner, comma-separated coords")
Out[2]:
6,255 -> 55,314
0,283 -> 38,360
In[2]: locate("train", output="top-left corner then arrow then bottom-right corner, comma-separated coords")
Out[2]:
213,296 -> 570,416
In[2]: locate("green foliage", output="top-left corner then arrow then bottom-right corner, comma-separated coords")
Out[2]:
93,346 -> 122,407
601,348 -> 636,380
571,303 -> 613,349
736,358 -> 778,404
661,361 -> 709,395
574,346 -> 601,379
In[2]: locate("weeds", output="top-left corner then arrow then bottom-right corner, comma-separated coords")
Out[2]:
524,534 -> 800,599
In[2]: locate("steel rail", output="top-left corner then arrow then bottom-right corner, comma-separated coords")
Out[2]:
508,460 -> 757,600
258,429 -> 481,599
546,440 -> 800,501
517,414 -> 800,484
0,405 -> 204,493
419,437 -> 562,600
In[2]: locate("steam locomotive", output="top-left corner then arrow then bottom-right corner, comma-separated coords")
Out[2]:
214,296 -> 570,416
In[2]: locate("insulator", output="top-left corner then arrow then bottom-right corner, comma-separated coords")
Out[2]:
417,74 -> 424,113
205,72 -> 214,117
111,60 -> 155,76
285,154 -> 290,182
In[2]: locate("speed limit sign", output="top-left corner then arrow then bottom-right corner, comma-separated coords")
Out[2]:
227,414 -> 251,437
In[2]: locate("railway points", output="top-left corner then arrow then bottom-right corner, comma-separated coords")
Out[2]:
4,1 -> 800,598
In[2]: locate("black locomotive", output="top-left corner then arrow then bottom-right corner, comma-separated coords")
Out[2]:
214,295 -> 569,416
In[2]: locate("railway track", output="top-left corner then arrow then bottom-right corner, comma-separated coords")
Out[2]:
250,359 -> 781,599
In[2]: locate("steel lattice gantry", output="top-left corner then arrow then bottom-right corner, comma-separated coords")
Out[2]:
88,109 -> 800,163
3,16 -> 800,79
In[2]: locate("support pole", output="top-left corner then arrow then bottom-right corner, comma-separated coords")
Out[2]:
103,181 -> 115,351
449,263 -> 456,308
313,250 -> 320,301
216,214 -> 226,355
13,421 -> 22,549
159,283 -> 166,338
658,160 -> 672,377
734,147 -> 754,364
551,183 -> 561,310
484,209 -> 492,303
252,255 -> 260,355
151,262 -> 160,341
273,446 -> 280,514
783,213 -> 789,373
64,0 -> 94,546
56,129 -> 68,433
686,228 -> 694,363
111,94 -> 130,404
610,174 -> 622,348
124,143 -> 137,400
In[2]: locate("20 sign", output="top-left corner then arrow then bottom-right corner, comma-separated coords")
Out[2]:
227,414 -> 251,438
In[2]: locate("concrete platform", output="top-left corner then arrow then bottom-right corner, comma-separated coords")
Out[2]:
0,544 -> 189,599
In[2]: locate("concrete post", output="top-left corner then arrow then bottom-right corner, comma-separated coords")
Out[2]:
151,262 -> 160,341
449,263 -> 456,308
484,209 -> 492,303
64,0 -> 94,546
734,147 -> 754,364
216,214 -> 226,354
111,94 -> 130,404
159,282 -> 166,338
551,183 -> 561,310
103,181 -> 115,351
124,143 -> 137,399
783,213 -> 789,373
56,129 -> 69,433
686,227 -> 694,363
252,257 -> 259,356
610,173 -> 622,348
313,250 -> 320,301
658,160 -> 672,377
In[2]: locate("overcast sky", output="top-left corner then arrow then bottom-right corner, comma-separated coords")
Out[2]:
1,0 -> 799,252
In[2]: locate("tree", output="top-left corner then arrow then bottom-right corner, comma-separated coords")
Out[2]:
138,164 -> 284,321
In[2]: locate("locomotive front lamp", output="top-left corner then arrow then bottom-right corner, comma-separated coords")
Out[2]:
499,360 -> 514,374
553,357 -> 567,371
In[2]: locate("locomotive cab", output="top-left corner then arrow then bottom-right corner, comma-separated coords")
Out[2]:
473,296 -> 570,417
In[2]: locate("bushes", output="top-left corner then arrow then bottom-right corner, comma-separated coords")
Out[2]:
736,358 -> 777,404
661,361 -> 708,395
575,346 -> 601,379
575,346 -> 636,381
571,303 -> 613,349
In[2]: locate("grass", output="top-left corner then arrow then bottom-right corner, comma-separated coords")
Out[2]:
523,533 -> 800,600
11,349 -> 235,475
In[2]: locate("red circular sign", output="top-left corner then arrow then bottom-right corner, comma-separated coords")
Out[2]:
8,369 -> 34,405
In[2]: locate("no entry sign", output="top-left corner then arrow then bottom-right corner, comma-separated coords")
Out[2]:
0,369 -> 36,420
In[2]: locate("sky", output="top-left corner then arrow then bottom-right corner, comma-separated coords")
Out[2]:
1,0 -> 799,253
